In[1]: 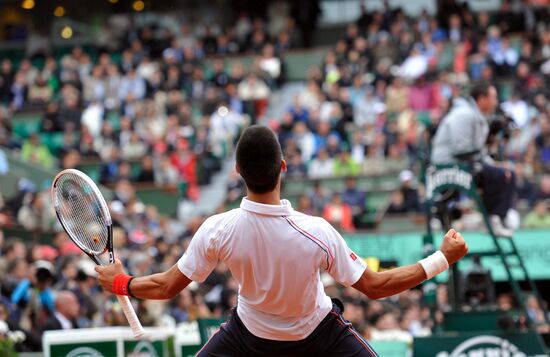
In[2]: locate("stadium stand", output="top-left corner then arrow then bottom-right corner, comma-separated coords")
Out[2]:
1,0 -> 550,355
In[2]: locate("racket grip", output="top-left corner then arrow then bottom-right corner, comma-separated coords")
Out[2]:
116,295 -> 147,339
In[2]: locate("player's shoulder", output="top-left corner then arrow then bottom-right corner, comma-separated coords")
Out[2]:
201,208 -> 241,229
288,212 -> 335,235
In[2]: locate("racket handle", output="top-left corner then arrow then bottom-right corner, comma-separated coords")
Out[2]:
116,295 -> 147,339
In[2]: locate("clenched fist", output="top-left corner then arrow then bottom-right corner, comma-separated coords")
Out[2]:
95,258 -> 126,293
440,229 -> 468,265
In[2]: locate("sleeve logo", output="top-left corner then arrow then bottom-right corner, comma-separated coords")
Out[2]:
350,252 -> 357,261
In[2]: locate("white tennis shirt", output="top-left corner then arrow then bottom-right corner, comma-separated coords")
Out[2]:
177,198 -> 367,341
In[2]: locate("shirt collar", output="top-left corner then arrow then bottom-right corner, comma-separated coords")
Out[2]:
240,197 -> 293,216
54,311 -> 73,330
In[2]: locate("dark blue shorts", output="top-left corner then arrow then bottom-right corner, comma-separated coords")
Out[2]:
196,304 -> 378,357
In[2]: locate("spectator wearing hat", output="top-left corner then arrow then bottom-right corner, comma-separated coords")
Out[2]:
11,260 -> 55,341
71,261 -> 98,328
399,170 -> 421,213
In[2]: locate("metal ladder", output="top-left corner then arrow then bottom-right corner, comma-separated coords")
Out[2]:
423,163 -> 547,327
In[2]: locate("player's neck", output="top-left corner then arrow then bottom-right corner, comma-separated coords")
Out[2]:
246,191 -> 281,205
247,190 -> 281,205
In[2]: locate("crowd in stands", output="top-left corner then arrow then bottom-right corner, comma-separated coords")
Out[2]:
248,0 -> 550,232
2,0 -> 550,352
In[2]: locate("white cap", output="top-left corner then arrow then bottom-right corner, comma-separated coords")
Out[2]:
110,200 -> 125,215
0,320 -> 8,334
399,170 -> 414,183
78,259 -> 97,277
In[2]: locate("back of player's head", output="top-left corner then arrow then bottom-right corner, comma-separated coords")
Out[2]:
236,125 -> 282,194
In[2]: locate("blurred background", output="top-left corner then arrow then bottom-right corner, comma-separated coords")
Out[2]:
1,0 -> 550,355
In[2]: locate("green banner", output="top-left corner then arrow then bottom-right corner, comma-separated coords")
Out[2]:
369,340 -> 409,357
179,344 -> 202,357
49,341 -> 118,357
197,318 -> 225,344
124,340 -> 166,357
344,229 -> 550,281
414,332 -> 547,356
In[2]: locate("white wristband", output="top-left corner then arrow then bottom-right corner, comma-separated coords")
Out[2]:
419,250 -> 449,280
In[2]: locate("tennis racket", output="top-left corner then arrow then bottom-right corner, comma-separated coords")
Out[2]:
51,169 -> 147,339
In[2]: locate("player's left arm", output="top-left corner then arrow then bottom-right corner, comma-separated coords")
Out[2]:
352,229 -> 468,299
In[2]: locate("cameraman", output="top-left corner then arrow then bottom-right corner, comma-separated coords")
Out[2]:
431,81 -> 515,237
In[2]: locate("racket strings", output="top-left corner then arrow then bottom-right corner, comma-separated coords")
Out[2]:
55,173 -> 109,254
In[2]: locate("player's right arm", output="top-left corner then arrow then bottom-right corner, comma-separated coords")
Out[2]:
352,229 -> 467,299
96,215 -> 221,300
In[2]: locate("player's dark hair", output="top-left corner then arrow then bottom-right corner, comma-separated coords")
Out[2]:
236,125 -> 282,194
470,81 -> 493,101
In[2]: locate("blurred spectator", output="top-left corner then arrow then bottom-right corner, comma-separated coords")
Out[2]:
333,150 -> 360,177
323,193 -> 355,232
523,200 -> 550,228
41,291 -> 80,331
386,191 -> 408,215
20,134 -> 54,169
286,153 -> 307,178
398,170 -> 421,213
341,177 -> 367,228
16,192 -> 47,231
452,199 -> 484,231
27,75 -> 53,106
308,148 -> 334,179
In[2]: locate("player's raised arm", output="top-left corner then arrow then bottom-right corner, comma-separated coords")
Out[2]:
352,229 -> 468,299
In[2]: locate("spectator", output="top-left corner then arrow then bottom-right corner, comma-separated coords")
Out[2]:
41,291 -> 80,331
21,134 -> 54,169
99,147 -> 122,184
297,194 -> 315,215
386,191 -> 408,215
523,200 -> 550,228
308,148 -> 334,179
136,155 -> 155,183
398,170 -> 421,213
27,75 -> 53,106
354,87 -> 385,128
16,192 -> 47,231
323,193 -> 355,232
341,176 -> 367,228
237,73 -> 270,119
333,150 -> 360,177
10,72 -> 27,111
286,153 -> 307,178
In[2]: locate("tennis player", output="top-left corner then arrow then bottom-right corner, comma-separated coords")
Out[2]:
96,125 -> 468,356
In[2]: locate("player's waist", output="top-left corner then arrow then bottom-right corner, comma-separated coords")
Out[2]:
236,296 -> 332,341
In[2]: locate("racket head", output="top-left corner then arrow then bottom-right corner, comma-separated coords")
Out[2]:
51,169 -> 113,260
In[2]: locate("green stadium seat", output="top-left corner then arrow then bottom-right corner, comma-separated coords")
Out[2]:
134,184 -> 180,216
437,43 -> 455,71
12,112 -> 42,138
106,111 -> 121,131
41,132 -> 79,156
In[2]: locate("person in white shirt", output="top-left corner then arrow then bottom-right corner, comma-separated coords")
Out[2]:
95,125 -> 468,356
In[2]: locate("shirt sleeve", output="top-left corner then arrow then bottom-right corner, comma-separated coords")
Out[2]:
177,216 -> 220,283
321,219 -> 367,287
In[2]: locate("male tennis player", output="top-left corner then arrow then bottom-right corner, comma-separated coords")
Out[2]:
96,125 -> 468,356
